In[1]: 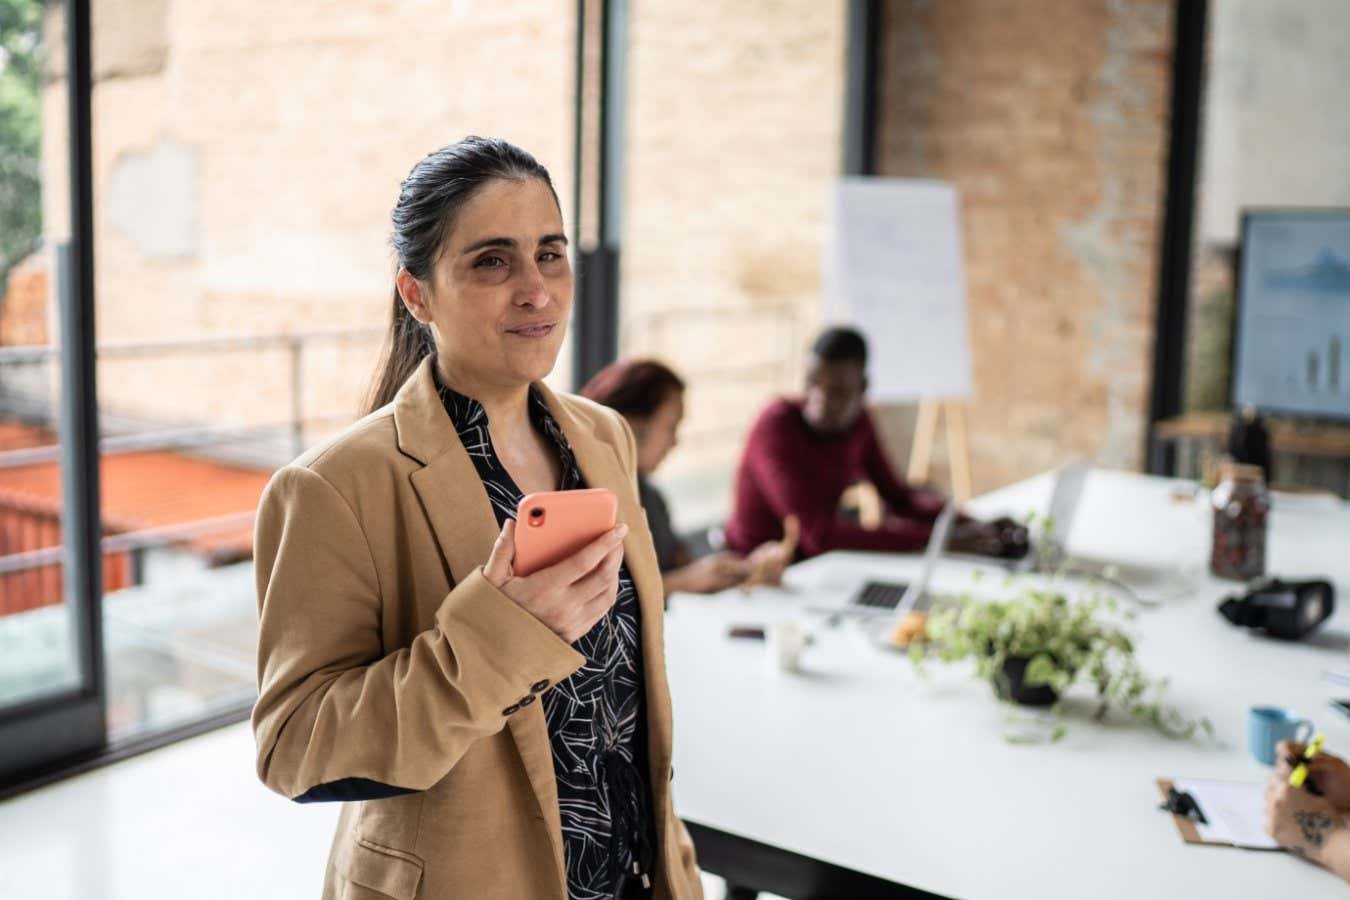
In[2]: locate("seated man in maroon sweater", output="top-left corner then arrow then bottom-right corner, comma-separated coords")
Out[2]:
724,327 -> 1028,561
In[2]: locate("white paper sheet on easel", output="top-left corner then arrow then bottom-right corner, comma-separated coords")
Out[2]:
823,178 -> 973,402
1173,778 -> 1280,849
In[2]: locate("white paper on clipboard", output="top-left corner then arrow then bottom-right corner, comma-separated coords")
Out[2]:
1172,778 -> 1280,850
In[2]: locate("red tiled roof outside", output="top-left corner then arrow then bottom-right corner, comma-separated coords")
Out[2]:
0,420 -> 272,614
0,502 -> 132,615
0,421 -> 57,450
0,446 -> 269,559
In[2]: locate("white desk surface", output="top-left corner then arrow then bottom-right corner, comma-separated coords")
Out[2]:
667,469 -> 1350,900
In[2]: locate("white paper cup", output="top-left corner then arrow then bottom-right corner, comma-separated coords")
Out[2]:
766,621 -> 808,673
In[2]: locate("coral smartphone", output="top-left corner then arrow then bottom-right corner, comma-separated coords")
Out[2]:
512,488 -> 619,577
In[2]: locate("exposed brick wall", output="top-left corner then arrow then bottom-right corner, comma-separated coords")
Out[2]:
40,0 -> 576,440
875,0 -> 1176,493
0,252 -> 49,346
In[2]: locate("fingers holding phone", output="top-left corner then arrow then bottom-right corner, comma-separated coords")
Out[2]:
484,489 -> 628,643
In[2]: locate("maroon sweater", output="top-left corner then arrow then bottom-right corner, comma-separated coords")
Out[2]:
724,397 -> 945,559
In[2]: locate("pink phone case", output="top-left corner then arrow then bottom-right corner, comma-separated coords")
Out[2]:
513,488 -> 619,577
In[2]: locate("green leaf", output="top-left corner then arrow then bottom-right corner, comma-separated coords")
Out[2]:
0,0 -> 43,280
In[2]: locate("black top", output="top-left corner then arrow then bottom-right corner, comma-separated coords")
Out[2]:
437,379 -> 654,900
638,476 -> 685,573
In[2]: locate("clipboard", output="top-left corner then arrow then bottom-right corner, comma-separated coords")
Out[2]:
1155,778 -> 1281,850
1156,779 -> 1212,846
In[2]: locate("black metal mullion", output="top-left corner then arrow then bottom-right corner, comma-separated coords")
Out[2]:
572,0 -> 586,250
61,0 -> 106,718
0,0 -> 107,784
572,0 -> 625,389
843,0 -> 880,177
1146,0 -> 1208,474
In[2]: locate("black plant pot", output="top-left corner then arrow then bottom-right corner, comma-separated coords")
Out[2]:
993,655 -> 1060,707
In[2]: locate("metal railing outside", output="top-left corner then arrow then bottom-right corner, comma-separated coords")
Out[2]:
0,326 -> 384,597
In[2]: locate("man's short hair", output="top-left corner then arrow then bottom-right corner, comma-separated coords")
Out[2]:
811,326 -> 868,367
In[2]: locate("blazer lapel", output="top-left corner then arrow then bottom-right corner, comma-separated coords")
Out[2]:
392,356 -> 569,888
534,384 -> 676,793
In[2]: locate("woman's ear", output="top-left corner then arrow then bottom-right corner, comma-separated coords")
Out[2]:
396,267 -> 433,324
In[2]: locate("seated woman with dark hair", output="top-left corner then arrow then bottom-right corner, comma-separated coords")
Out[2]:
582,359 -> 796,597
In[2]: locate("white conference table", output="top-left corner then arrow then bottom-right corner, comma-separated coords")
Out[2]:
667,469 -> 1350,899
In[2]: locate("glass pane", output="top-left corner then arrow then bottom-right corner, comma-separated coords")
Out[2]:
620,2 -> 846,531
0,0 -> 80,709
79,1 -> 576,742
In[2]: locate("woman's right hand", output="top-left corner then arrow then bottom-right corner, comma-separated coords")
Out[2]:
678,552 -> 750,594
1276,741 -> 1350,813
483,519 -> 629,643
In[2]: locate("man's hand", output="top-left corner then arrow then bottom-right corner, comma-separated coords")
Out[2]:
949,517 -> 1029,560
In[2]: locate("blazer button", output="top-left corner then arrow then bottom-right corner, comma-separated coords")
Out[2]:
530,679 -> 550,693
517,694 -> 536,708
502,702 -> 521,716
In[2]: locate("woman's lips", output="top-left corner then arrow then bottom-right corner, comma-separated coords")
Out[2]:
506,322 -> 556,339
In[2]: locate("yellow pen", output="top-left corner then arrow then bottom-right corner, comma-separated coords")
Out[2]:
1289,733 -> 1326,790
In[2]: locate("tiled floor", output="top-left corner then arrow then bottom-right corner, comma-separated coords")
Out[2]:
0,721 -> 758,899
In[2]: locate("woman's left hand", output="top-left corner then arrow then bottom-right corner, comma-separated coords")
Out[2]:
743,516 -> 800,588
1266,774 -> 1346,861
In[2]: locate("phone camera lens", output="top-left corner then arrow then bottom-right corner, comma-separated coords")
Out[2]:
529,508 -> 544,519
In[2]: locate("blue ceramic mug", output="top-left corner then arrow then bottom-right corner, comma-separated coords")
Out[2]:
1249,706 -> 1314,766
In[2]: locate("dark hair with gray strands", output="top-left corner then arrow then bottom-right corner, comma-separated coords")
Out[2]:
363,136 -> 560,414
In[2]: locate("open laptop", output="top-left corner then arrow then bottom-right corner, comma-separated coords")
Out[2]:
1017,460 -> 1090,573
1015,462 -> 1167,604
816,503 -> 959,617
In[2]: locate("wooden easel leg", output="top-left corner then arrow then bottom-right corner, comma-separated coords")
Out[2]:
908,398 -> 939,485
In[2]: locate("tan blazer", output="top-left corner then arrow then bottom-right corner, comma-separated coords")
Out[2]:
252,354 -> 703,900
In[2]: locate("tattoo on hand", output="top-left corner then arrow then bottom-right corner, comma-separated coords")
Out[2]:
1294,810 -> 1336,849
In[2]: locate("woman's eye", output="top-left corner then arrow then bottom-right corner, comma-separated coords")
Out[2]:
474,255 -> 506,269
539,251 -> 561,263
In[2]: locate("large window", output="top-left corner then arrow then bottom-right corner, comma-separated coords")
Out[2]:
0,0 -> 104,781
2,0 -> 577,782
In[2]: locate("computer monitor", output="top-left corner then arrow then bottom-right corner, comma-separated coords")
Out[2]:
1232,209 -> 1350,422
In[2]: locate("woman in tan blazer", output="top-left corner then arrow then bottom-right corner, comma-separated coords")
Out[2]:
251,137 -> 703,900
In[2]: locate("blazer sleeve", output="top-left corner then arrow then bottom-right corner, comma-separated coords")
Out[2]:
251,464 -> 586,802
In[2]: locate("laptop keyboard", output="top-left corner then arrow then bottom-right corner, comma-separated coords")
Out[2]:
853,581 -> 911,609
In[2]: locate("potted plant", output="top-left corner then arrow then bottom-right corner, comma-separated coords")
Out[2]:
910,585 -> 1211,743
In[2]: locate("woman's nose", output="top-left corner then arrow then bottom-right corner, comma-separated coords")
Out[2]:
514,264 -> 551,308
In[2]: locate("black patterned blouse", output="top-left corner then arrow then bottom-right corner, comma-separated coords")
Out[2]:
436,378 -> 654,900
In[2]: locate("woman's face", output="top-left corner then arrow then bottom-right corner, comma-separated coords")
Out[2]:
634,390 -> 684,476
403,177 -> 571,390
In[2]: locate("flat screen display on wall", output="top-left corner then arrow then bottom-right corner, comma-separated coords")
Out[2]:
1233,210 -> 1350,422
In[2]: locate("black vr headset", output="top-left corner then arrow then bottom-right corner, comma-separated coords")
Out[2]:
1218,577 -> 1335,640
